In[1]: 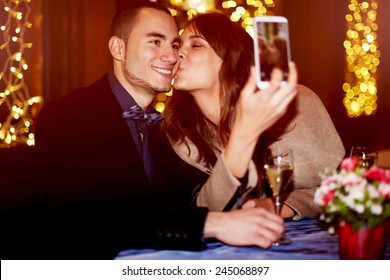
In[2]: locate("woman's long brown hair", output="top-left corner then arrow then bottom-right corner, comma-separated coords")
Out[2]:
163,12 -> 254,166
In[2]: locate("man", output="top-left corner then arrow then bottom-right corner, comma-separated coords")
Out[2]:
2,2 -> 283,260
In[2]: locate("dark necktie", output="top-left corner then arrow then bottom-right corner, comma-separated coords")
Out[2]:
122,104 -> 163,183
122,104 -> 163,125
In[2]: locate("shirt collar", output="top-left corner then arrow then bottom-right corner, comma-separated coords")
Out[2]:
107,71 -> 158,115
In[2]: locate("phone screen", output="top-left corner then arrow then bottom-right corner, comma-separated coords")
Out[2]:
254,18 -> 290,87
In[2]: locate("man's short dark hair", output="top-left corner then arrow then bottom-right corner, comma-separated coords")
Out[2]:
110,1 -> 172,43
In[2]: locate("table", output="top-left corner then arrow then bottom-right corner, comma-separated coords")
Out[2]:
115,219 -> 390,260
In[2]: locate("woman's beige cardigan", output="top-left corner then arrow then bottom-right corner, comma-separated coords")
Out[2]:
169,85 -> 345,220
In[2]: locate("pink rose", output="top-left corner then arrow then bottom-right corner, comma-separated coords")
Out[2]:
378,182 -> 390,199
322,190 -> 335,205
341,156 -> 359,172
365,166 -> 390,183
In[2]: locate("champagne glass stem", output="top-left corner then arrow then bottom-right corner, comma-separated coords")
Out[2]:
275,195 -> 281,215
273,195 -> 292,246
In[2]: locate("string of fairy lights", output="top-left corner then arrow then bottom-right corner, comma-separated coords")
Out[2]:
343,0 -> 380,117
0,0 -> 40,146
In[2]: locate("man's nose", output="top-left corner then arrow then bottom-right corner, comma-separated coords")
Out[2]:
161,48 -> 179,64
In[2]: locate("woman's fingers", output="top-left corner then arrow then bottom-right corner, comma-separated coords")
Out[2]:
266,63 -> 297,105
263,67 -> 283,94
240,66 -> 259,99
287,62 -> 298,85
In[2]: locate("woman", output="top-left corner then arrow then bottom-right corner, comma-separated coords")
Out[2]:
163,13 -> 345,220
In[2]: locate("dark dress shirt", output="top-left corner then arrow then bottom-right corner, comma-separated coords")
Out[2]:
107,71 -> 155,182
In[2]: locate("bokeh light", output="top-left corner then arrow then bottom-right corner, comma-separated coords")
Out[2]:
343,0 -> 380,117
0,0 -> 40,146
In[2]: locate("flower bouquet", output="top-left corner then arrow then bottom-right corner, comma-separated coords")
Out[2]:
314,156 -> 390,232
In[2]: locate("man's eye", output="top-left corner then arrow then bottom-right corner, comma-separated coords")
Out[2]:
172,44 -> 180,50
192,44 -> 202,48
151,40 -> 161,45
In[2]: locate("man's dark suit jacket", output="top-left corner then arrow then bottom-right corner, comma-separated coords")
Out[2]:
2,75 -> 209,260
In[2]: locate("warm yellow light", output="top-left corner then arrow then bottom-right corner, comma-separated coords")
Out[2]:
343,0 -> 379,117
5,135 -> 12,144
231,11 -> 241,21
15,52 -> 22,61
246,25 -> 254,37
187,9 -> 197,18
1,0 -> 39,146
15,12 -> 23,20
170,0 -> 183,5
154,102 -> 165,113
28,96 -> 42,105
222,0 -> 274,35
236,6 -> 246,14
227,1 -> 237,8
165,88 -> 173,97
196,6 -> 206,13
168,8 -> 178,16
156,93 -> 167,102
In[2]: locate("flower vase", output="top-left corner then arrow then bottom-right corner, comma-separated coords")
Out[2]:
338,222 -> 385,260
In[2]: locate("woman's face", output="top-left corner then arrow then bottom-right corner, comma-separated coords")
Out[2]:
173,25 -> 222,94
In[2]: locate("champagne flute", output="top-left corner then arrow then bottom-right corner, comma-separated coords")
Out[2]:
264,147 -> 293,246
350,145 -> 378,168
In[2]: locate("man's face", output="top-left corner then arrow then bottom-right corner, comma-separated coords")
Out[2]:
122,8 -> 180,95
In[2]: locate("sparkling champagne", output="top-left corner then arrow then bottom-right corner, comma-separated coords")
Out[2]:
358,155 -> 376,168
264,164 -> 293,196
264,147 -> 294,246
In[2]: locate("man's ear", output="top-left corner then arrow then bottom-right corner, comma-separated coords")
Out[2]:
108,36 -> 124,61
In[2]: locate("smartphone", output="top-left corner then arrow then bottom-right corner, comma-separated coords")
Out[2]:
254,16 -> 291,89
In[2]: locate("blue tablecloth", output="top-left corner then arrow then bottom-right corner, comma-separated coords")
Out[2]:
116,219 -> 390,260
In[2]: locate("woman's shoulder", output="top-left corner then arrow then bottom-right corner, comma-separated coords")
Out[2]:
296,84 -> 323,102
295,84 -> 329,116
